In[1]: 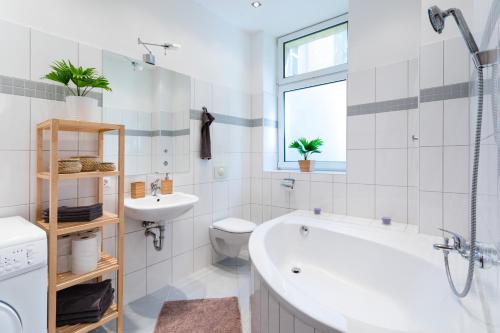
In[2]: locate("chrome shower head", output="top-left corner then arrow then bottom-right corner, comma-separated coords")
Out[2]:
428,5 -> 447,33
427,5 -> 481,68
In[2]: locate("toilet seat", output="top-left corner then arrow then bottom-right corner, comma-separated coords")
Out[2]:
212,218 -> 256,233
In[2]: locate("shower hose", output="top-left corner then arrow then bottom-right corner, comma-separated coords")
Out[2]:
442,66 -> 483,298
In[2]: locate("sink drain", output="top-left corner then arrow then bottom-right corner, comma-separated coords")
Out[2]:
291,266 -> 302,274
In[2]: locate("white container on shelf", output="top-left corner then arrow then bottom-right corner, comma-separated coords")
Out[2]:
66,96 -> 98,121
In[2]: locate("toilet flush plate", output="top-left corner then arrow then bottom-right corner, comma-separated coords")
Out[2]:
214,166 -> 227,179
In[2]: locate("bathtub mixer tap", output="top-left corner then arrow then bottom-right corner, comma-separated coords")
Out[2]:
434,228 -> 500,269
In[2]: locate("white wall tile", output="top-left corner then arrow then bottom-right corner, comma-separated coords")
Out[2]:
444,98 -> 469,146
333,182 -> 347,215
420,147 -> 443,192
194,214 -> 212,248
419,191 -> 443,236
444,37 -> 470,85
124,230 -> 147,274
78,43 -> 102,72
376,111 -> 407,149
213,181 -> 229,212
376,149 -> 407,186
347,149 -> 375,184
408,148 -> 419,188
407,108 -> 419,148
0,20 -> 30,79
146,259 -> 172,294
193,79 -> 212,111
347,115 -> 375,149
443,193 -> 469,236
194,245 -> 212,271
0,151 -> 29,207
0,95 -> 30,150
271,179 -> 290,208
420,42 -> 444,89
310,182 -> 333,213
347,68 -> 375,105
420,101 -> 443,147
408,187 -> 419,225
172,218 -> 194,256
408,58 -> 419,97
124,269 -> 147,304
31,30 -> 78,82
268,295 -> 279,333
194,183 -> 213,216
375,61 -> 408,101
347,184 -> 375,219
173,251 -> 194,282
443,146 -> 469,194
375,185 -> 407,223
289,181 -> 310,210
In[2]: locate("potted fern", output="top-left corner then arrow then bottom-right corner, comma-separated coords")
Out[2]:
289,137 -> 323,172
43,60 -> 112,120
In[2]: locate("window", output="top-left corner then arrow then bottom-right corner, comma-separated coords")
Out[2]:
278,15 -> 348,171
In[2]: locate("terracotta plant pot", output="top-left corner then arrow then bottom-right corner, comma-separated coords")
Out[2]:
298,160 -> 315,172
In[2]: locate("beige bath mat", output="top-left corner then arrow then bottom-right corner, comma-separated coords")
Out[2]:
154,297 -> 243,333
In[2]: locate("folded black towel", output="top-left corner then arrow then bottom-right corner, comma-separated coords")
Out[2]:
56,288 -> 114,326
43,203 -> 103,223
57,279 -> 112,316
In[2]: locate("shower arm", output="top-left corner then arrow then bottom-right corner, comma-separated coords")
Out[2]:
137,37 -> 180,55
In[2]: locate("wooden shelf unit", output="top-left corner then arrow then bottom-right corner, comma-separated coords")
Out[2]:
36,119 -> 125,333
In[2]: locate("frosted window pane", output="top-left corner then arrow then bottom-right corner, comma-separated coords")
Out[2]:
284,23 -> 348,78
284,81 -> 346,163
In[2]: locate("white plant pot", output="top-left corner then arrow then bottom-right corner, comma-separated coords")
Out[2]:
65,96 -> 98,121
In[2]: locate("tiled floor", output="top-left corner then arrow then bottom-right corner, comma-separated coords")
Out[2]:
93,258 -> 251,333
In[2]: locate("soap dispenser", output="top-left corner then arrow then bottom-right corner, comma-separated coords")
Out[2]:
161,173 -> 173,194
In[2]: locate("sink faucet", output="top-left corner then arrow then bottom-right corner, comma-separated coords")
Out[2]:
151,179 -> 161,197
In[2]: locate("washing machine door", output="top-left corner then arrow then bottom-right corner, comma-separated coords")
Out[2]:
0,301 -> 22,333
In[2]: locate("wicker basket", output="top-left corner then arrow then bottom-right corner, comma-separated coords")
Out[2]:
71,156 -> 100,172
98,162 -> 116,172
58,159 -> 82,174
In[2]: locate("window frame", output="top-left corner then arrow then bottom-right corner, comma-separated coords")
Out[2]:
277,14 -> 348,171
278,14 -> 349,85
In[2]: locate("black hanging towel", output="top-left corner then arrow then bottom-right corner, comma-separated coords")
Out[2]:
200,107 -> 215,160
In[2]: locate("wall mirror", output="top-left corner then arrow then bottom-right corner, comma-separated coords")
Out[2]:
102,50 -> 191,176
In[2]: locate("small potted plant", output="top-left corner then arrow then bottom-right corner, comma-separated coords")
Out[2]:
289,137 -> 323,172
43,60 -> 112,120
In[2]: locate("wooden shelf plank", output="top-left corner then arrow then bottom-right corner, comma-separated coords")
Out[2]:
37,119 -> 122,133
38,170 -> 119,180
56,254 -> 119,291
56,304 -> 118,333
36,212 -> 119,236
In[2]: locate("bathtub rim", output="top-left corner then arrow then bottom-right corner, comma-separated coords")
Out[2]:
248,210 -> 446,333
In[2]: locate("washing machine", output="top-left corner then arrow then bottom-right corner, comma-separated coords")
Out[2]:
0,216 -> 47,333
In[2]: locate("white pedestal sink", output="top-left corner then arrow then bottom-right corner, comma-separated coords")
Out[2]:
124,192 -> 199,221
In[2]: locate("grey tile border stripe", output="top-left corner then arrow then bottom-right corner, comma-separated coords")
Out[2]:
420,82 -> 470,103
190,109 -> 277,128
107,129 -> 190,137
347,97 -> 418,116
0,74 -> 103,106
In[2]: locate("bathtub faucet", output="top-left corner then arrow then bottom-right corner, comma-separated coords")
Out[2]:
434,228 -> 500,269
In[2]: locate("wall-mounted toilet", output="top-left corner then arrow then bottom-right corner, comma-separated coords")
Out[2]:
209,218 -> 256,258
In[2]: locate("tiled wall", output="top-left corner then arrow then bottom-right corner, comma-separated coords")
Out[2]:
0,18 -> 254,305
418,37 -> 472,236
341,59 -> 420,224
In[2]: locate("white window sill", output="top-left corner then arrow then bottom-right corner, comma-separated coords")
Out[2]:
263,169 -> 347,182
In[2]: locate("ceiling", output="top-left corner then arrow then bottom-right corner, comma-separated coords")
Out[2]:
192,0 -> 349,37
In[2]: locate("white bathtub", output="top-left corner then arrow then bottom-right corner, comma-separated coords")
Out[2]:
249,211 -> 498,333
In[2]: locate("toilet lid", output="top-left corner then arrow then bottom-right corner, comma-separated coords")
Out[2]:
212,218 -> 256,233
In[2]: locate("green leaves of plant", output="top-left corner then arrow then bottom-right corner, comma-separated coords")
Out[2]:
43,60 -> 112,96
288,137 -> 324,160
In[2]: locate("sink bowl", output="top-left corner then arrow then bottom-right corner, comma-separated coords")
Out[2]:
124,192 -> 199,222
